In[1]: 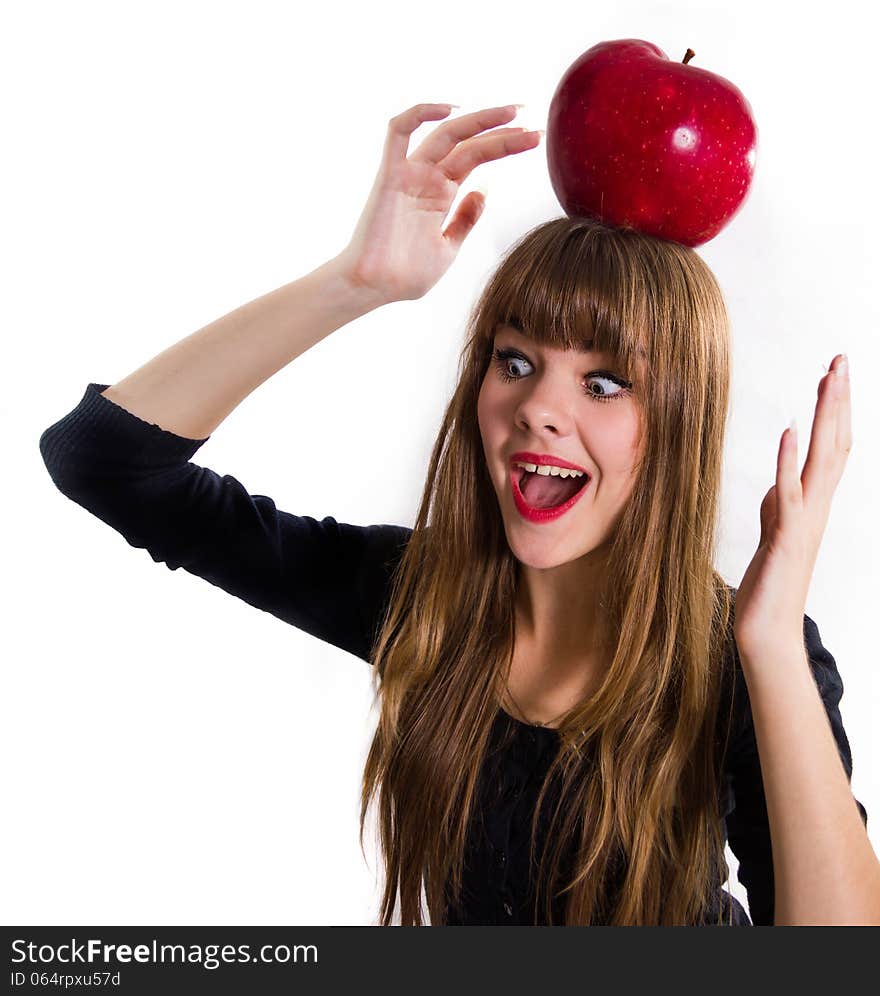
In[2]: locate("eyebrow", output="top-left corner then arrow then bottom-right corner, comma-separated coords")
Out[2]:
495,324 -> 597,353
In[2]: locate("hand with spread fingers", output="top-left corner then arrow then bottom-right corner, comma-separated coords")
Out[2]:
337,103 -> 542,304
733,353 -> 853,664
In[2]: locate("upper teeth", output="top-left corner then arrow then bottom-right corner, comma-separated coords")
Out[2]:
514,461 -> 586,479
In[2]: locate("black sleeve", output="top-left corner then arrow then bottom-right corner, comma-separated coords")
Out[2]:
722,611 -> 869,926
38,383 -> 412,664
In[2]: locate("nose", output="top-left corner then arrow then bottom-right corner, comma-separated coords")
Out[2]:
514,376 -> 574,435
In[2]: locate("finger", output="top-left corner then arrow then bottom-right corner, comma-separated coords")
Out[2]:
437,129 -> 543,184
409,104 -> 522,164
759,484 -> 777,546
442,190 -> 486,250
833,357 -> 852,457
382,103 -> 460,167
800,357 -> 845,505
776,420 -> 802,535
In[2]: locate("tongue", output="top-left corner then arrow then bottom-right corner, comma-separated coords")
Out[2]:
520,470 -> 583,509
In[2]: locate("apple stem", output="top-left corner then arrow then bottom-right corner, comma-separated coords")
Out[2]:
682,48 -> 695,64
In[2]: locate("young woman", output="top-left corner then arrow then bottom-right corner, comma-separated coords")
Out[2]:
39,102 -> 872,926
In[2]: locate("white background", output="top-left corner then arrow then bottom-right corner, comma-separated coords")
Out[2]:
4,0 -> 878,925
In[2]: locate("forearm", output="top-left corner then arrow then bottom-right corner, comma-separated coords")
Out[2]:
101,252 -> 389,440
740,644 -> 880,925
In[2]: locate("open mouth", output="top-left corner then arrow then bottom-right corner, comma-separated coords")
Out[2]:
511,464 -> 591,515
515,465 -> 590,508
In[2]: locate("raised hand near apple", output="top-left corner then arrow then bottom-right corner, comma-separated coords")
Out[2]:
337,103 -> 543,304
732,354 -> 852,665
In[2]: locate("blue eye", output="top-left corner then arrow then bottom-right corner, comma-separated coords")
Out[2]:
491,347 -> 631,404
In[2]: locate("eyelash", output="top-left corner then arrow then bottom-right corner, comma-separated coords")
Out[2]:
491,348 -> 632,403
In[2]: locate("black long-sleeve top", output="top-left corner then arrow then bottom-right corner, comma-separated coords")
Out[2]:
38,383 -> 870,926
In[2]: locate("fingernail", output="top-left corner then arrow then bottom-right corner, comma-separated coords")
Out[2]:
789,417 -> 797,438
835,354 -> 849,379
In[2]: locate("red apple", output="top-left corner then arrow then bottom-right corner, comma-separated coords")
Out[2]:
546,39 -> 758,247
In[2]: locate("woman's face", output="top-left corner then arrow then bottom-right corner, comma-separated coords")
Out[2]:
477,323 -> 645,569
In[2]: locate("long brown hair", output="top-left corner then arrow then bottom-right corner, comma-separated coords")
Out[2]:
359,215 -> 738,925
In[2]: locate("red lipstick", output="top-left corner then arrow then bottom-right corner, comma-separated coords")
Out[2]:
508,454 -> 591,524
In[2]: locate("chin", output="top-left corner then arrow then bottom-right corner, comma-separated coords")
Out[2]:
503,524 -> 603,571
